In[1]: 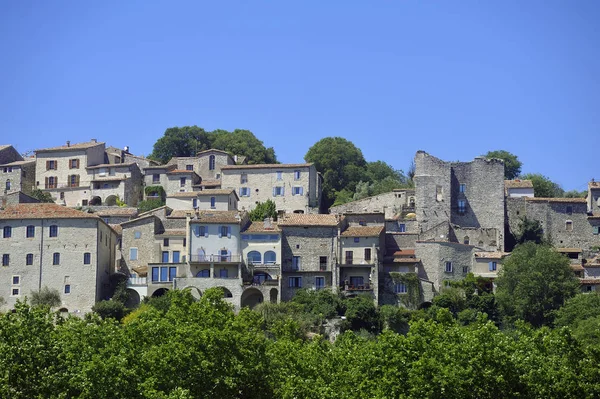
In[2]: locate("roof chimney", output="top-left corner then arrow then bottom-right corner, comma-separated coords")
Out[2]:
91,138 -> 97,143
66,141 -> 70,147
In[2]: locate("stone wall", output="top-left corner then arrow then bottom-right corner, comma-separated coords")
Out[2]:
330,190 -> 415,219
415,241 -> 474,291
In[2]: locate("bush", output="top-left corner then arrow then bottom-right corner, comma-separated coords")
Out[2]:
30,286 -> 61,308
344,294 -> 380,333
138,199 -> 165,213
92,300 -> 126,321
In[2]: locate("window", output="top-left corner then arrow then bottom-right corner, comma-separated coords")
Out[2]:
210,197 -> 216,208
209,155 -> 215,170
436,185 -> 443,201
220,249 -> 230,262
276,171 -> 282,180
162,251 -> 169,263
288,277 -> 302,288
394,283 -> 407,294
265,251 -> 276,264
566,220 -> 573,231
248,251 -> 261,264
462,266 -> 469,273
240,187 -> 250,197
151,266 -> 177,282
219,226 -> 231,238
195,225 -> 206,237
5,180 -> 10,191
2,254 -> 8,266
46,160 -> 57,170
240,173 -> 248,184
345,251 -> 353,264
444,261 -> 453,273
398,223 -> 406,233
315,276 -> 325,290
64,285 -> 71,294
70,159 -> 79,169
291,256 -> 301,271
3,226 -> 11,238
364,248 -> 372,261
566,205 -> 573,214
459,183 -> 466,193
83,252 -> 91,264
26,254 -> 33,265
60,192 -> 65,200
273,186 -> 284,196
219,268 -> 228,278
186,164 -> 193,171
163,238 -> 169,247
593,226 -> 600,235
46,176 -> 57,189
129,248 -> 138,261
69,174 -> 79,187
292,186 -> 303,196
197,269 -> 210,278
192,198 -> 198,208
489,261 -> 497,271
52,252 -> 60,265
294,170 -> 301,180
134,231 -> 141,239
463,236 -> 470,245
173,251 -> 180,263
152,174 -> 160,183
359,220 -> 366,226
49,225 -> 58,237
354,237 -> 360,243
350,276 -> 364,287
180,177 -> 186,187
457,200 -> 466,215
319,256 -> 327,271
12,275 -> 19,285
11,288 -> 19,296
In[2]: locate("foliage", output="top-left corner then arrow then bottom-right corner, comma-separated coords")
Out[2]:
30,188 -> 55,203
343,294 -> 380,332
379,305 -> 411,333
30,286 -> 61,308
520,173 -> 565,197
248,199 -> 278,221
495,242 -> 579,327
149,126 -> 277,165
144,185 -> 166,200
554,292 -> 600,328
137,198 -> 165,213
291,288 -> 344,320
484,150 -> 522,180
390,272 -> 421,309
515,215 -> 545,244
111,275 -> 130,305
92,300 -> 126,321
563,189 -> 587,198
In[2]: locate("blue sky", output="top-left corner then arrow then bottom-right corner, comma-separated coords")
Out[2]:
1,1 -> 598,191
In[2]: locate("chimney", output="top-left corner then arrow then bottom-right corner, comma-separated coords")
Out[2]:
264,217 -> 272,229
91,138 -> 97,143
66,141 -> 70,147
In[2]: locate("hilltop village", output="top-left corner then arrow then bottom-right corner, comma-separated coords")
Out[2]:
0,140 -> 599,313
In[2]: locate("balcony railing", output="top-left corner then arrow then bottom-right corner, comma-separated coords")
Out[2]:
341,258 -> 375,266
190,254 -> 242,263
128,277 -> 147,286
340,283 -> 373,291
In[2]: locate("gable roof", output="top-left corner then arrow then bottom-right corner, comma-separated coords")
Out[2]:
504,180 -> 533,189
278,213 -> 338,227
525,197 -> 587,203
0,203 -> 99,220
36,140 -> 104,153
221,163 -> 313,170
242,221 -> 280,233
341,225 -> 384,237
189,210 -> 245,224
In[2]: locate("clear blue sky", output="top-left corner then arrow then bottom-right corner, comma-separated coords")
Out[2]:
1,1 -> 598,192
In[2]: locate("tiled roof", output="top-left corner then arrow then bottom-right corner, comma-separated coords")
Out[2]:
196,189 -> 235,196
95,208 -> 138,217
0,145 -> 10,151
157,229 -> 186,236
504,179 -> 533,189
189,211 -> 245,224
168,210 -> 196,219
0,203 -> 99,220
393,249 -> 415,256
0,159 -> 35,167
120,214 -> 156,226
474,252 -> 509,259
167,169 -> 197,174
144,164 -> 176,171
197,179 -> 221,186
167,192 -> 199,198
86,162 -> 136,169
341,225 -> 384,237
137,205 -> 171,218
221,163 -> 313,170
526,197 -> 587,203
242,221 -> 280,233
278,213 -> 339,227
556,248 -> 582,253
580,278 -> 600,285
36,141 -> 104,152
109,224 -> 123,235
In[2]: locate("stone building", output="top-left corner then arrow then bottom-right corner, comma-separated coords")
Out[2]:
505,179 -> 534,198
220,163 -> 321,215
0,203 -> 116,313
278,214 -> 339,301
166,189 -> 238,211
0,145 -> 35,198
330,189 -> 416,220
166,149 -> 237,181
87,162 -> 143,206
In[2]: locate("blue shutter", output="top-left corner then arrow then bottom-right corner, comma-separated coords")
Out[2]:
152,267 -> 159,282
227,226 -> 231,238
299,187 -> 303,195
489,262 -> 493,271
204,227 -> 209,238
160,267 -> 168,282
272,187 -> 276,197
169,267 -> 177,281
218,226 -> 222,238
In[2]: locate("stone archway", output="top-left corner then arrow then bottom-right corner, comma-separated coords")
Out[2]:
215,286 -> 233,298
182,286 -> 202,300
90,196 -> 102,206
152,288 -> 169,297
241,288 -> 264,309
105,195 -> 118,206
270,288 -> 278,304
125,289 -> 141,308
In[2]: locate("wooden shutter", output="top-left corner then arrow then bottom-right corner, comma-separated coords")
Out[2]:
76,159 -> 80,168
46,161 -> 50,171
45,176 -> 48,188
67,175 -> 71,187
76,175 -> 80,187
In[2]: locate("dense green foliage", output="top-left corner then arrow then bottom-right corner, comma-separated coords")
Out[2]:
30,286 -> 61,308
137,198 -> 165,214
495,242 -> 579,327
248,200 -> 278,221
484,150 -> 522,180
520,173 -> 565,198
30,189 -> 55,203
515,215 -> 545,244
150,126 -> 277,165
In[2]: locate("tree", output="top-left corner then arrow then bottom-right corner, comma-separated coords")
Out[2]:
248,200 -> 277,221
150,126 -> 212,164
484,150 -> 522,180
495,242 -> 579,327
211,129 -> 277,164
554,292 -> 600,328
563,189 -> 587,198
30,189 -> 54,203
305,137 -> 367,209
520,173 -> 564,198
343,294 -> 380,332
515,215 -> 545,244
137,198 -> 164,213
92,300 -> 126,321
30,286 -> 61,308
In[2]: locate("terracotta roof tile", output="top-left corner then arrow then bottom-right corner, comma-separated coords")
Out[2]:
109,224 -> 123,235
95,208 -> 138,217
189,211 -> 245,224
341,225 -> 384,237
580,278 -> 600,285
474,252 -> 510,259
196,189 -> 235,196
556,248 -> 582,253
393,249 -> 415,256
0,203 -> 100,220
157,229 -> 186,236
278,213 -> 338,227
86,162 -> 136,169
221,163 -> 313,170
526,197 -> 587,203
504,179 -> 533,189
242,221 -> 280,233
36,141 -> 104,152
168,210 -> 196,219
167,192 -> 199,198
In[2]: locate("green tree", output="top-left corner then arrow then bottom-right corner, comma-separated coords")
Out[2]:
484,150 -> 522,180
344,294 -> 380,332
515,215 -> 545,244
30,189 -> 55,203
495,242 -> 579,327
305,137 -> 367,209
520,173 -> 565,197
248,200 -> 277,221
30,286 -> 61,308
150,126 -> 212,164
563,189 -> 587,198
92,300 -> 126,321
211,129 -> 277,164
137,198 -> 165,213
554,292 -> 600,328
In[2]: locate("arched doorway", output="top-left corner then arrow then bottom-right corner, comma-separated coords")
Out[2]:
152,288 -> 169,297
105,195 -> 118,206
182,286 -> 202,300
216,287 -> 233,298
270,288 -> 278,303
125,289 -> 141,308
90,196 -> 102,206
241,288 -> 264,309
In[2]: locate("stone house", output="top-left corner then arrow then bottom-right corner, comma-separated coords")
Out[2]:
166,189 -> 238,211
166,149 -> 237,181
330,189 -> 416,220
165,169 -> 201,194
0,203 -> 116,313
0,145 -> 35,198
143,164 -> 176,199
472,251 -> 509,279
105,146 -> 158,170
34,140 -> 106,207
505,179 -> 534,198
220,163 -> 321,215
278,214 -> 338,301
87,162 -> 143,206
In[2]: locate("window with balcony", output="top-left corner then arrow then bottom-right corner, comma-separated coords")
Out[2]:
350,276 -> 364,287
152,266 -> 177,282
68,174 -> 79,188
162,251 -> 169,263
248,251 -> 261,265
220,249 -> 230,262
45,176 -> 57,189
172,251 -> 180,263
265,251 -> 276,264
